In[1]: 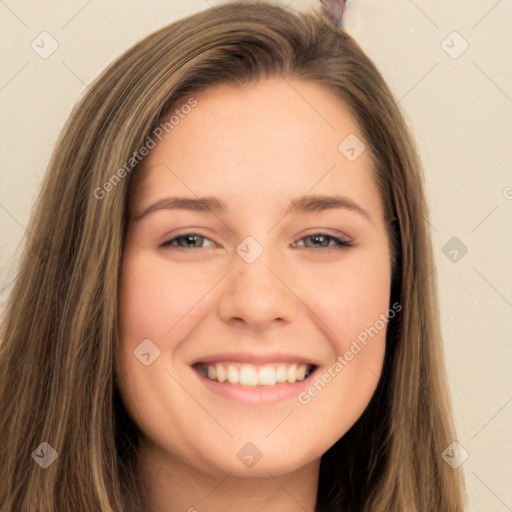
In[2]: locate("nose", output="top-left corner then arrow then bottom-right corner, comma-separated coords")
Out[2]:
216,246 -> 298,331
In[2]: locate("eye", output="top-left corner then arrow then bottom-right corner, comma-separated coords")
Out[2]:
293,233 -> 354,250
160,234 -> 215,249
161,233 -> 354,249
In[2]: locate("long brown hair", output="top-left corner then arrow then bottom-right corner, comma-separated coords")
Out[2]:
0,2 -> 466,510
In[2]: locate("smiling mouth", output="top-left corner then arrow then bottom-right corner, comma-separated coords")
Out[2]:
193,362 -> 317,387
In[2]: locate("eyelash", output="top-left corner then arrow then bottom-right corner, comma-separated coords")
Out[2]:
160,233 -> 354,251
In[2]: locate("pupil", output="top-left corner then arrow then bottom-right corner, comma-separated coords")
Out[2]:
310,235 -> 327,247
183,235 -> 199,247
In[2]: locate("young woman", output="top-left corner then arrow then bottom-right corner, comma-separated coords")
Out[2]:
0,1 -> 466,510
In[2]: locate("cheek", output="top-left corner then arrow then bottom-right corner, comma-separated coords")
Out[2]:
118,250 -> 211,340
305,248 -> 392,346
294,251 -> 391,435
115,250 -> 205,395
115,252 -> 213,441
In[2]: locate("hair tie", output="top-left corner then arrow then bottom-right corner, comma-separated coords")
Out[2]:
319,0 -> 348,27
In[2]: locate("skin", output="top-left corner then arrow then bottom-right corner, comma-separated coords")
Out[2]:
115,77 -> 392,512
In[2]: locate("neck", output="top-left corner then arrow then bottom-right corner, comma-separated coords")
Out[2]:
137,440 -> 321,512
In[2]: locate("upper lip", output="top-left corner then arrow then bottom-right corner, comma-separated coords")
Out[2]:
191,351 -> 319,367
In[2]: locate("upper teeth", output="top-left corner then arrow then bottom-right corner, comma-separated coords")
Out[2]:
197,362 -> 312,386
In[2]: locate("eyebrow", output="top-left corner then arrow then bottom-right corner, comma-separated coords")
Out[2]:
133,194 -> 373,223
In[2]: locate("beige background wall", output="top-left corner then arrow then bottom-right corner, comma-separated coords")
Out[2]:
1,1 -> 510,510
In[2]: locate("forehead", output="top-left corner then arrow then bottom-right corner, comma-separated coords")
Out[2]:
131,78 -> 382,219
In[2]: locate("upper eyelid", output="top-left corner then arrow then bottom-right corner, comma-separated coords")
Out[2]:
294,234 -> 352,246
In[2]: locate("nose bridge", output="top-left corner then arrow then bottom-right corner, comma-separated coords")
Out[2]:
216,234 -> 298,328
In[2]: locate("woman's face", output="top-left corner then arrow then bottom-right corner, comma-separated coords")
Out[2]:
116,78 -> 392,478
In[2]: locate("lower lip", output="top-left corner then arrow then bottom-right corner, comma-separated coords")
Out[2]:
191,366 -> 318,404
